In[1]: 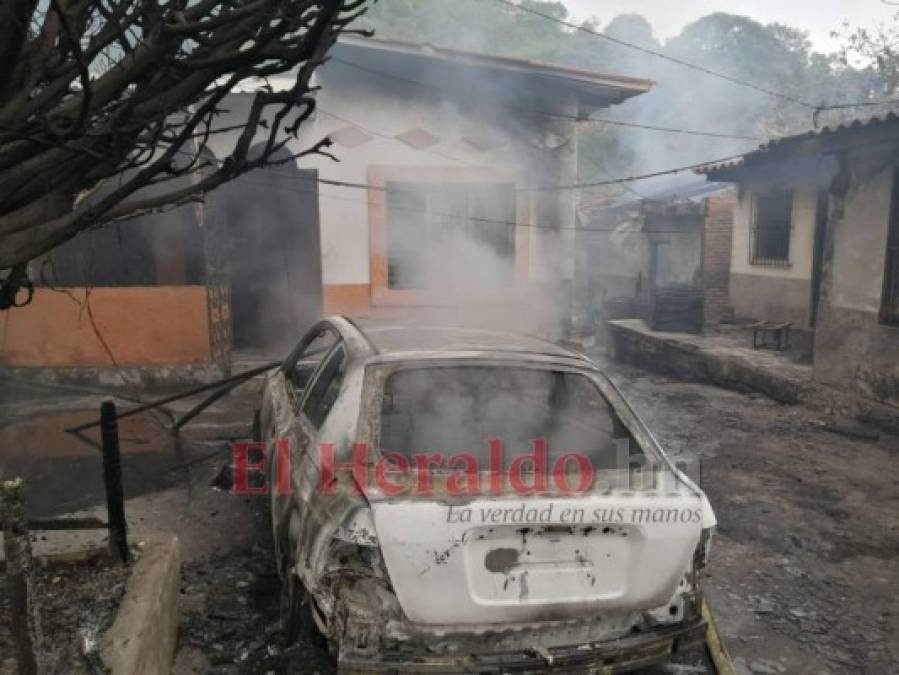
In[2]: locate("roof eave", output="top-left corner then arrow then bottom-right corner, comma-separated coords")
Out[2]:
336,36 -> 654,102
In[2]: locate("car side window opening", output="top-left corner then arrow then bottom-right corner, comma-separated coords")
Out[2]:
284,327 -> 337,393
380,366 -> 639,470
301,345 -> 347,429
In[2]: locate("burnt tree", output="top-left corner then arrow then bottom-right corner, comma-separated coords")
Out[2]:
0,0 -> 370,306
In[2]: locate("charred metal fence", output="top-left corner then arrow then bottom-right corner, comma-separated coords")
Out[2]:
2,362 -> 278,671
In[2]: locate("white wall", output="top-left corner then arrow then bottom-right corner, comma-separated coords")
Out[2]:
830,153 -> 894,313
290,82 -> 577,287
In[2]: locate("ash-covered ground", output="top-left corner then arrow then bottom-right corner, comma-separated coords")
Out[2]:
1,364 -> 896,674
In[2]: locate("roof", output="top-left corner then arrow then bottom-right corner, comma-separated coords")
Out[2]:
603,178 -> 734,211
328,36 -> 653,115
347,319 -> 584,361
579,179 -> 733,226
696,113 -> 899,180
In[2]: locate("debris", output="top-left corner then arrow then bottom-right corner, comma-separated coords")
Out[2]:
753,596 -> 775,614
749,658 -> 785,674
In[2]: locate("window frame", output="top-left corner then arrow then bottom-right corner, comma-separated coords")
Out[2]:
880,167 -> 899,326
281,323 -> 339,406
384,181 -> 518,291
367,165 -> 531,306
299,342 -> 347,430
750,189 -> 794,267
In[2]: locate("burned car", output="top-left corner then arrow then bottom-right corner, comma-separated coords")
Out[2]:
257,316 -> 716,673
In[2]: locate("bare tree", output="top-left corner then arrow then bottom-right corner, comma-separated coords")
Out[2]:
0,0 -> 371,307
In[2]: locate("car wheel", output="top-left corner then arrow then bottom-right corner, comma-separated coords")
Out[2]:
280,561 -> 323,647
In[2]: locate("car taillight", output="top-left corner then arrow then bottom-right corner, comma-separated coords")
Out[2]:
326,507 -> 385,574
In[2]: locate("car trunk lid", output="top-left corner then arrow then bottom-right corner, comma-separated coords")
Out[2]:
371,492 -> 704,625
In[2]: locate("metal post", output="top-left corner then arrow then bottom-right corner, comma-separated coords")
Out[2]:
1,478 -> 44,675
100,401 -> 130,563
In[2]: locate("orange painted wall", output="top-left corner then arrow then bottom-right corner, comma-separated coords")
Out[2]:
0,287 -> 213,367
323,284 -> 372,316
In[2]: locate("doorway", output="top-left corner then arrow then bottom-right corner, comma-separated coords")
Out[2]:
224,154 -> 322,353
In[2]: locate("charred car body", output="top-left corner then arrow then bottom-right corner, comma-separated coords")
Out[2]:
257,316 -> 716,673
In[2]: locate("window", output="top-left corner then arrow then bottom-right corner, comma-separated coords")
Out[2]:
751,190 -> 793,265
881,169 -> 899,326
385,182 -> 516,290
379,366 -> 637,471
283,326 -> 338,394
301,345 -> 346,428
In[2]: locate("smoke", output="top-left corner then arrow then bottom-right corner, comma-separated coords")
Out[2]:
210,9 -> 824,344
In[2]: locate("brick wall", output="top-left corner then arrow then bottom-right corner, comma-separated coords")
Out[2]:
702,190 -> 736,328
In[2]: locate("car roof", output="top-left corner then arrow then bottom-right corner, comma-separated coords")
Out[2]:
340,317 -> 588,362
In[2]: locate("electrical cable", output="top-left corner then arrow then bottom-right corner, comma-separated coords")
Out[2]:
331,56 -> 764,142
491,0 -> 817,109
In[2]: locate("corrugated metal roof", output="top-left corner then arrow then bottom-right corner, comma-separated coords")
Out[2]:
695,112 -> 899,176
763,111 -> 899,149
580,178 -> 732,213
694,156 -> 745,175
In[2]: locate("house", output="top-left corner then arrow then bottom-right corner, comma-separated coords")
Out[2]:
575,180 -> 735,334
0,37 -> 652,382
698,114 -> 899,408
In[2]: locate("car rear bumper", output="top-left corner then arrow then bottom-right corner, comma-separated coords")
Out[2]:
338,616 -> 707,674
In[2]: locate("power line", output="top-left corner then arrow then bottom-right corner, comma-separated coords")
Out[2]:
517,153 -> 749,192
331,56 -> 764,142
219,160 -> 720,235
251,150 -> 746,195
121,149 -> 709,235
492,0 -> 817,110
816,97 -> 899,112
550,113 -> 763,141
313,184 -> 703,235
495,0 -> 899,120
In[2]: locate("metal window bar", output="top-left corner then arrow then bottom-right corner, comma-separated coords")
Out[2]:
750,190 -> 793,266
880,168 -> 899,326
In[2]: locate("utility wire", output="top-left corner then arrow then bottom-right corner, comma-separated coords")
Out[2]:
314,185 -> 696,234
517,153 -> 749,192
230,150 -> 745,195
548,112 -> 763,141
492,0 -> 817,110
495,0 -> 899,121
218,163 -> 716,235
332,56 -> 764,142
818,98 -> 899,111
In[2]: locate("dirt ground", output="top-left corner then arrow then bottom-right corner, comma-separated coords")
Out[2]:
0,557 -> 129,674
606,361 -> 899,675
1,366 -> 897,674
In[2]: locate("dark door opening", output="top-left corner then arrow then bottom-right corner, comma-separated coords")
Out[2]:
224,155 -> 322,353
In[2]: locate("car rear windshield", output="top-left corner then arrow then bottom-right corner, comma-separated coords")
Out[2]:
379,366 -> 637,469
